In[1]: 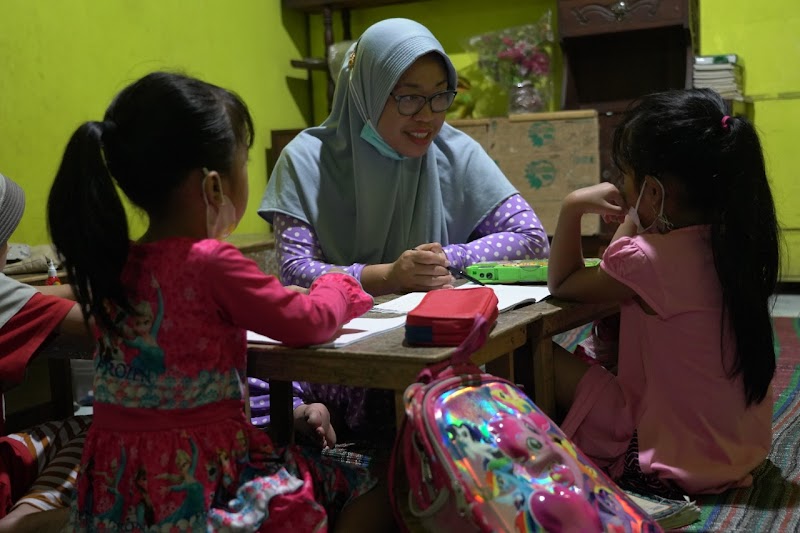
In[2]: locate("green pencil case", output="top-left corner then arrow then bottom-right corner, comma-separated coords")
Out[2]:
464,258 -> 601,284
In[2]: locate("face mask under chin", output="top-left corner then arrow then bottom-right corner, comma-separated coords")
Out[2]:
627,176 -> 671,234
360,121 -> 407,161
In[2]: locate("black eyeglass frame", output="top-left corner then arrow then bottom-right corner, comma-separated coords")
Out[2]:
390,90 -> 458,116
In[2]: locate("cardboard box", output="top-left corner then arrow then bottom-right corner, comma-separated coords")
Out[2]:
450,110 -> 600,235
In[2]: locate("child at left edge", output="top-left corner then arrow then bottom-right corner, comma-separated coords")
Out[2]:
46,71 -> 390,532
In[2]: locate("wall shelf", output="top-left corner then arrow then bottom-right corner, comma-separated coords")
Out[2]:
283,0 -> 425,115
290,58 -> 328,71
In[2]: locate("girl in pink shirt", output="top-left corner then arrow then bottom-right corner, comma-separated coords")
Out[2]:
547,88 -> 779,497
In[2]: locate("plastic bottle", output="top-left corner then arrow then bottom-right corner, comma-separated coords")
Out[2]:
46,258 -> 61,286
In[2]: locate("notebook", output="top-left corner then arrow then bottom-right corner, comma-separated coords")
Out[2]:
373,283 -> 550,315
246,316 -> 406,348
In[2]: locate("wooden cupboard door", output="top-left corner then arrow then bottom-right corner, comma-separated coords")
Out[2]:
558,0 -> 690,38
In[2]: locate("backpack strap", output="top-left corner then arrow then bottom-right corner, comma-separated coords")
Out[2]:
417,315 -> 491,383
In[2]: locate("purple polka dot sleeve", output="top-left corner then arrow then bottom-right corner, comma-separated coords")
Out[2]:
443,194 -> 550,269
274,194 -> 547,284
273,213 -> 365,287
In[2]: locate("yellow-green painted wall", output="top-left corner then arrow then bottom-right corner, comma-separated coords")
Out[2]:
4,1 -> 799,280
0,1 -> 308,245
700,0 -> 800,280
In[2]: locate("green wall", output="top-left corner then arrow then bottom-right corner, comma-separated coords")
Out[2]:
3,0 -> 799,280
0,0 -> 308,245
699,0 -> 800,280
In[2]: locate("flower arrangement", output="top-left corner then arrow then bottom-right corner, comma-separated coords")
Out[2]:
466,11 -> 554,114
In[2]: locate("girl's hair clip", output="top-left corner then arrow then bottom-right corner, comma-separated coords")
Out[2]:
721,115 -> 732,130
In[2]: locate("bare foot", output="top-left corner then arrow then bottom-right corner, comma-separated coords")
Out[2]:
294,403 -> 337,448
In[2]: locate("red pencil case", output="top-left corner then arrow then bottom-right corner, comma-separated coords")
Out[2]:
405,288 -> 499,346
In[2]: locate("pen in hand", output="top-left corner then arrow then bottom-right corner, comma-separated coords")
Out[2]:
447,266 -> 486,286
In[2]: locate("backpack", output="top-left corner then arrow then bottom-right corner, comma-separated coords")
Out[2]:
389,316 -> 662,533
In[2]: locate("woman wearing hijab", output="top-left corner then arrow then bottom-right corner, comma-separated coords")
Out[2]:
259,18 -> 550,434
260,18 -> 549,297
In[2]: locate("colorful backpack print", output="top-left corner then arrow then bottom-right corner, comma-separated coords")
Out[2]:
390,317 -> 661,533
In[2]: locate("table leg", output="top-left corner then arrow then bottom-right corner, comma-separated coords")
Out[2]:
49,358 -> 74,421
485,351 -> 515,382
268,380 -> 294,446
533,337 -> 556,418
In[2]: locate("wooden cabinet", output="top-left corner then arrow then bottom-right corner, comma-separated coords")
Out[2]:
559,0 -> 692,37
558,0 -> 698,235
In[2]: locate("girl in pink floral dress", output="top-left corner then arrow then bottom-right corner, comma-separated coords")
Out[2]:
47,71 -> 388,532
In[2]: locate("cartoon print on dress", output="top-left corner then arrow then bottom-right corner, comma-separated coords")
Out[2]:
156,437 -> 207,526
96,448 -> 127,524
123,276 -> 166,378
95,276 -> 166,387
133,466 -> 156,527
232,429 -> 265,485
209,448 -> 237,507
96,301 -> 128,363
79,458 -> 96,519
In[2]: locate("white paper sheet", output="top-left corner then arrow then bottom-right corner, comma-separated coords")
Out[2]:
247,315 -> 406,348
372,284 -> 550,315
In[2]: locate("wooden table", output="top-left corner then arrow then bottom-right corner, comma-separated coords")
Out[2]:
247,297 -> 617,444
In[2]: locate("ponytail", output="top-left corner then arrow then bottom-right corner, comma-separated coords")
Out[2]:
48,72 -> 254,334
47,121 -> 132,333
611,89 -> 779,406
711,115 -> 779,406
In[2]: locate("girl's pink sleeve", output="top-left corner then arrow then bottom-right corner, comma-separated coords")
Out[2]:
600,237 -> 664,316
208,242 -> 373,347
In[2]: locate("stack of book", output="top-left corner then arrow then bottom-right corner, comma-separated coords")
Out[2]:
624,491 -> 702,530
693,54 -> 743,99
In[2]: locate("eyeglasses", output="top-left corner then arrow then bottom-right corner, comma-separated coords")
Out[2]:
390,90 -> 458,116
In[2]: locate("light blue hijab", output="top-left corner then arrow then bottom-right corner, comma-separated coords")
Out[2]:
259,18 -> 517,265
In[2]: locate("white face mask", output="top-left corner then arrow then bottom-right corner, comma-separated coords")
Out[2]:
627,176 -> 668,234
202,170 -> 238,240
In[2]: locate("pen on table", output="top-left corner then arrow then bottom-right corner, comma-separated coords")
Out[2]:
447,266 -> 486,286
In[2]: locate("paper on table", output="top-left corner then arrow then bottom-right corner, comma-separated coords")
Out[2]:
372,284 -> 550,315
246,316 -> 406,348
